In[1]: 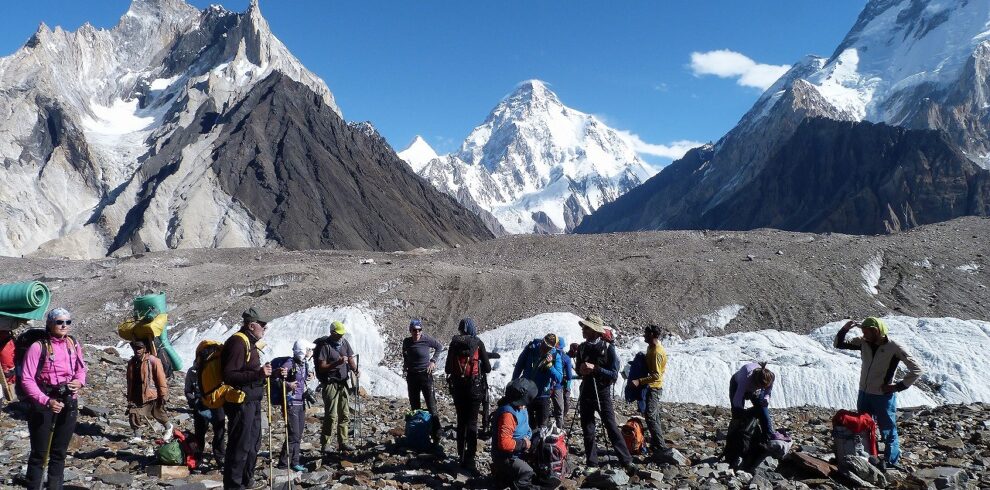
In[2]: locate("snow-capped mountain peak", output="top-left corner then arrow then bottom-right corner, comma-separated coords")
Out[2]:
398,136 -> 439,173
416,80 -> 656,234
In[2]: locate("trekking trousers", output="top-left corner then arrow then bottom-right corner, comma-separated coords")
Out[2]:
579,382 -> 632,466
26,399 -> 78,490
407,370 -> 440,438
493,456 -> 536,490
321,382 -> 351,448
527,396 -> 551,430
550,388 -> 567,429
279,404 -> 306,467
451,386 -> 482,466
192,406 -> 226,467
645,387 -> 674,458
857,391 -> 900,465
223,400 -> 262,490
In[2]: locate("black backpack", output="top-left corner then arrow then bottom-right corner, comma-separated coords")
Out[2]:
13,329 -> 80,401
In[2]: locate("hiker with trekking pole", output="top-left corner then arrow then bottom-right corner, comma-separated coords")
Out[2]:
445,318 -> 492,473
220,307 -> 273,490
402,319 -> 445,443
574,314 -> 636,475
272,339 -> 315,474
19,308 -> 88,490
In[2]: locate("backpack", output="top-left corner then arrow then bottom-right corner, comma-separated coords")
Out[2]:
269,356 -> 294,406
13,329 -> 79,401
621,416 -> 647,455
831,410 -> 878,458
313,336 -> 347,383
405,409 -> 434,451
197,335 -> 249,410
623,352 -> 648,403
448,336 -> 481,384
532,423 -> 568,479
724,412 -> 765,470
156,440 -> 184,466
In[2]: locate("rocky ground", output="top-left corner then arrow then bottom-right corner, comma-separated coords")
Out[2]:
0,218 -> 987,362
1,345 -> 986,489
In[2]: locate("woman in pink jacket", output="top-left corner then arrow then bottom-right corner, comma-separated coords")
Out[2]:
20,308 -> 87,490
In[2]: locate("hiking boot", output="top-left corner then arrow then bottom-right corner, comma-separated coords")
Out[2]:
582,465 -> 600,476
339,442 -> 356,452
623,462 -> 638,474
291,464 -> 307,473
162,423 -> 174,441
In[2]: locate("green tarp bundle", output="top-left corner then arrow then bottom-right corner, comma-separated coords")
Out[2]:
0,281 -> 51,321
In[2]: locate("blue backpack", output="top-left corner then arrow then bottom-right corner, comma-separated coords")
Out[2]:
405,409 -> 434,451
624,352 -> 648,410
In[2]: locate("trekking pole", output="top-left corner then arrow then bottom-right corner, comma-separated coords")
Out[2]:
354,354 -> 362,443
266,377 -> 273,490
282,381 -> 292,490
41,403 -> 59,488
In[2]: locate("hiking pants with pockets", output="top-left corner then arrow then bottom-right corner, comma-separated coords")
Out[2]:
26,398 -> 78,490
223,400 -> 262,490
550,388 -> 568,429
321,382 -> 351,448
579,382 -> 632,466
857,390 -> 900,465
193,406 -> 225,467
494,456 -> 536,489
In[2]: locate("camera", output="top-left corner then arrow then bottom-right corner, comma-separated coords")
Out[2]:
47,383 -> 71,401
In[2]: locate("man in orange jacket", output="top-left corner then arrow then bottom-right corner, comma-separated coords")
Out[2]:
125,339 -> 172,442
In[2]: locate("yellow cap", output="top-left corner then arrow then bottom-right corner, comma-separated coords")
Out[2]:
332,320 -> 346,335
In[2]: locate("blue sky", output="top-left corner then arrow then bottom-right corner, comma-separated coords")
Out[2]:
1,1 -> 865,162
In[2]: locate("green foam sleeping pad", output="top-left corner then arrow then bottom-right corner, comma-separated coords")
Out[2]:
134,293 -> 167,321
0,281 -> 51,321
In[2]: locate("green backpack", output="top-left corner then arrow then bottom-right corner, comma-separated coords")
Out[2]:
156,441 -> 183,466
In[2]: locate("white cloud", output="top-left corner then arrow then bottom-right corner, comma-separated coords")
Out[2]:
614,129 -> 704,160
690,49 -> 790,91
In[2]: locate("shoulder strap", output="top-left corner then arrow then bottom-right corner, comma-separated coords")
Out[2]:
233,332 -> 251,362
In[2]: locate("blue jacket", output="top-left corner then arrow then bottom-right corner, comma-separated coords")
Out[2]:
512,339 -> 563,399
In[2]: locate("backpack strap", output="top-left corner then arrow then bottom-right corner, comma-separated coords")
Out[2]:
232,332 -> 252,363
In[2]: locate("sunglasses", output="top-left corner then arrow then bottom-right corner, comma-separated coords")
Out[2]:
54,320 -> 72,326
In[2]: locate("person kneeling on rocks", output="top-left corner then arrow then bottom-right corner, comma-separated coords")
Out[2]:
315,320 -> 358,454
491,378 -> 538,490
20,308 -> 88,490
126,338 -> 172,442
835,317 -> 923,470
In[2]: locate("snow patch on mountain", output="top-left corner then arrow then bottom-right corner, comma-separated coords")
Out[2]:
861,254 -> 883,295
678,304 -> 745,337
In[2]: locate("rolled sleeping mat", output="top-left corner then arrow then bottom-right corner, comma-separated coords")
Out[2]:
158,328 -> 183,371
0,281 -> 51,321
133,292 -> 167,321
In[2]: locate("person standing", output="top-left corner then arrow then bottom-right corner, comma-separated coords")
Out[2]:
402,319 -> 444,440
575,315 -> 635,473
835,317 -> 923,469
125,339 -> 172,442
315,321 -> 358,453
185,342 -> 226,470
274,339 -> 315,472
221,308 -> 273,490
0,325 -> 16,403
444,318 -> 492,472
491,378 -> 538,490
20,308 -> 88,490
629,325 -> 679,464
512,334 -> 563,430
550,336 -> 574,429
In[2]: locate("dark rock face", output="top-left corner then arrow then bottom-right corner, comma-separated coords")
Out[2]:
578,119 -> 990,235
208,74 -> 494,252
109,73 -> 493,254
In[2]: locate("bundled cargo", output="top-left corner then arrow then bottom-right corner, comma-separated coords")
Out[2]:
118,292 -> 183,374
0,281 -> 51,321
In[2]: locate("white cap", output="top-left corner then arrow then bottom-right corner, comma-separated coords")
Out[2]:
293,339 -> 316,359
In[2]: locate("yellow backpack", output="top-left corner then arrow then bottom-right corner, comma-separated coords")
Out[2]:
197,334 -> 251,409
118,314 -> 168,341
